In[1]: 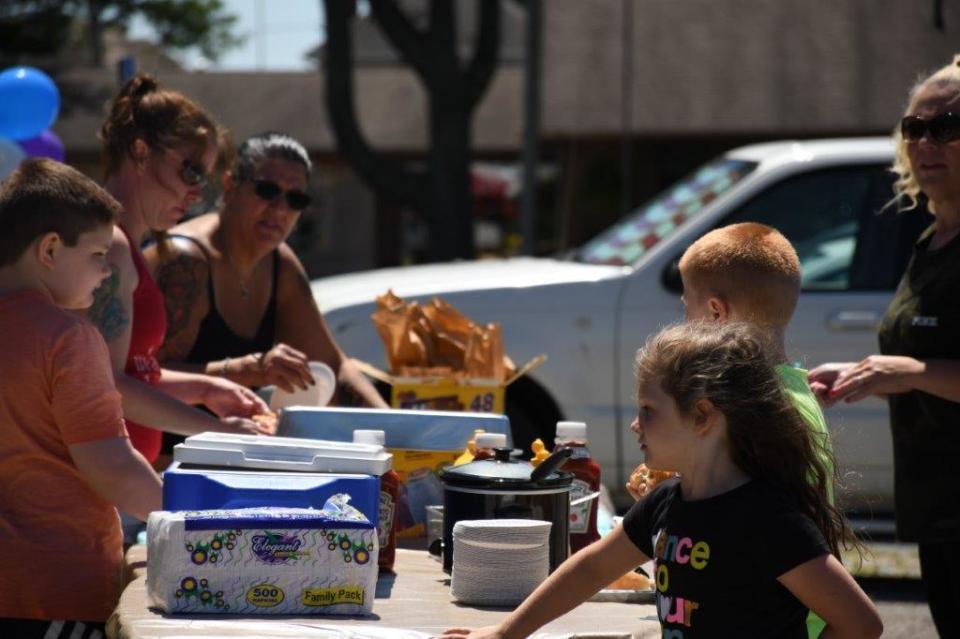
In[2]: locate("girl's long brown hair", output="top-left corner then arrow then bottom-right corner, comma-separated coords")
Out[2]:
634,321 -> 857,558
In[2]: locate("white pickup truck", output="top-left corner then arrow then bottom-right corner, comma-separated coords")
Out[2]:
312,137 -> 932,512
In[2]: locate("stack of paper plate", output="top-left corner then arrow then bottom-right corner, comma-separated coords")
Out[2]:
450,519 -> 552,606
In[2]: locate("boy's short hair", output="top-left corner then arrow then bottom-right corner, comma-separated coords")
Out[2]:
679,222 -> 801,327
0,158 -> 121,267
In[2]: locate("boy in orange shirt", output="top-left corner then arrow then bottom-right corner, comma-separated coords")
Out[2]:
0,159 -> 162,638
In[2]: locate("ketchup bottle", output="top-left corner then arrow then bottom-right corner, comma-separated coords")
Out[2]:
553,421 -> 601,553
472,432 -> 508,461
353,429 -> 400,572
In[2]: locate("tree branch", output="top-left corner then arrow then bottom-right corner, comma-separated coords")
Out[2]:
428,0 -> 456,59
323,0 -> 427,210
369,0 -> 429,78
463,0 -> 500,111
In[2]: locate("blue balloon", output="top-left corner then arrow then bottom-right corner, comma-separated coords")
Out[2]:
0,67 -> 61,140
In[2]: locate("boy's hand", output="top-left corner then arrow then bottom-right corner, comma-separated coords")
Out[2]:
202,376 -> 269,418
440,626 -> 506,639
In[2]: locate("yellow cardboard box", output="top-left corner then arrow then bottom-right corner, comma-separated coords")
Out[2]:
353,355 -> 545,415
353,355 -> 546,537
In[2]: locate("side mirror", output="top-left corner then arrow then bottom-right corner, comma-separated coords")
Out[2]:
660,255 -> 683,294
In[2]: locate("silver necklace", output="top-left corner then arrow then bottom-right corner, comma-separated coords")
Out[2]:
224,251 -> 254,300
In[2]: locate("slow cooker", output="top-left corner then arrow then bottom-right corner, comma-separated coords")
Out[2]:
439,447 -> 574,573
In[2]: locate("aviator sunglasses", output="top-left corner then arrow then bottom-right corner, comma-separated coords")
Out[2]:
250,178 -> 312,211
900,112 -> 960,144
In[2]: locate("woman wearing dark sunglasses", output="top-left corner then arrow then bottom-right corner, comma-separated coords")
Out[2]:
87,74 -> 271,470
147,131 -> 387,410
810,55 -> 960,637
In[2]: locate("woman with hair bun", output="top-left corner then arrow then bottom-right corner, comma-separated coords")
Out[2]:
89,74 -> 271,469
810,55 -> 960,636
146,131 -> 387,409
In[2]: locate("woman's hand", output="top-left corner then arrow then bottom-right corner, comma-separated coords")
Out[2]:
220,415 -> 274,436
202,376 -> 270,418
236,343 -> 314,393
807,362 -> 856,407
440,626 -> 506,639
827,355 -> 923,404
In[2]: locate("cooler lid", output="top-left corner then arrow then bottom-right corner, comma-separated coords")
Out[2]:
173,432 -> 392,475
278,406 -> 511,450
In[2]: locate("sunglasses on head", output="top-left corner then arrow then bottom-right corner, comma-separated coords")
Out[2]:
900,112 -> 960,144
251,179 -> 312,211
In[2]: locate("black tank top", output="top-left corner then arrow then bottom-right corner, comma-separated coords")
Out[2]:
172,234 -> 279,364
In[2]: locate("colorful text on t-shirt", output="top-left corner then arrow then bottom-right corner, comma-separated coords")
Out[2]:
653,527 -> 708,636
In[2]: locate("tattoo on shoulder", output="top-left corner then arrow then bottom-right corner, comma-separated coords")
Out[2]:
87,264 -> 129,342
156,254 -> 208,341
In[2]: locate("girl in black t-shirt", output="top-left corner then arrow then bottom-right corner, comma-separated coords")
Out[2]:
442,322 -> 881,639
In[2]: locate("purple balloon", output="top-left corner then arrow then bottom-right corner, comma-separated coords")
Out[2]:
17,129 -> 64,162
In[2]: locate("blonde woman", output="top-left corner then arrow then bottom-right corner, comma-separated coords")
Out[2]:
810,55 -> 960,636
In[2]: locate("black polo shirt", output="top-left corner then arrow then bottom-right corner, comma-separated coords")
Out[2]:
879,224 -> 960,542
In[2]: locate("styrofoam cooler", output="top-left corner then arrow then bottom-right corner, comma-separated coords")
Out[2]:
163,433 -> 391,527
277,407 -> 512,449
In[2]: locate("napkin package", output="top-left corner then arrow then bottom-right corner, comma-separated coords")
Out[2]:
147,499 -> 378,615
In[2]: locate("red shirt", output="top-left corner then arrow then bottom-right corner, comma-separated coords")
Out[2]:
119,225 -> 167,462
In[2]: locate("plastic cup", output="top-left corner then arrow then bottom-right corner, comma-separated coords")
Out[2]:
269,361 -> 337,411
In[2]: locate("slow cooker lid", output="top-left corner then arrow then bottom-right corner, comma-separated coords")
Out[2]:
440,448 -> 573,490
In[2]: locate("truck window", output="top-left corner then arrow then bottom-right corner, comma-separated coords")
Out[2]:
576,158 -> 757,266
722,165 -> 930,291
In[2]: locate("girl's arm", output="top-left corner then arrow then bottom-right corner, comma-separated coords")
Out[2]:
442,526 -> 649,639
778,554 -> 883,639
273,245 -> 388,408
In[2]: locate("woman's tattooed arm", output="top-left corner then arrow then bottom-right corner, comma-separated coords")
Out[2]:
87,264 -> 129,342
155,253 -> 208,360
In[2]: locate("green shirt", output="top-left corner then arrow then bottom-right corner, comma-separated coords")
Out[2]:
777,363 -> 833,639
878,224 -> 960,543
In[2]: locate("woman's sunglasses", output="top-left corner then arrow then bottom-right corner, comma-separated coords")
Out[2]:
900,112 -> 960,144
251,179 -> 312,211
179,159 -> 208,188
